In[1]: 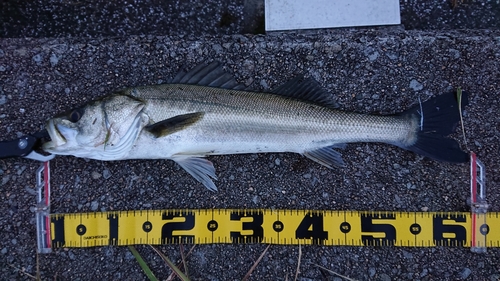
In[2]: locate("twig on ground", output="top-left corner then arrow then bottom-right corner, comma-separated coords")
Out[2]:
294,244 -> 302,281
313,264 -> 358,281
242,244 -> 271,281
179,244 -> 189,279
149,245 -> 190,281
8,264 -> 37,279
166,245 -> 196,281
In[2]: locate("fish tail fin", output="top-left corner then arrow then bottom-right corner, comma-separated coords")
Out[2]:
400,91 -> 469,163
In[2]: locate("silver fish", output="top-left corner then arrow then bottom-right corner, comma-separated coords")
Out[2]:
43,62 -> 468,191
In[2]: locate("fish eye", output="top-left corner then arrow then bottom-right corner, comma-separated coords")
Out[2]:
69,108 -> 84,123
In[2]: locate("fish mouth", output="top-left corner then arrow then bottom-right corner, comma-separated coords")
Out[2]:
43,120 -> 68,150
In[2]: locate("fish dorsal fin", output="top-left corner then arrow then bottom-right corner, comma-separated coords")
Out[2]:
146,112 -> 204,138
271,75 -> 339,109
170,61 -> 246,90
303,144 -> 346,169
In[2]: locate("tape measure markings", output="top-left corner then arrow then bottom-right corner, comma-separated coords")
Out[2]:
47,209 -> 500,248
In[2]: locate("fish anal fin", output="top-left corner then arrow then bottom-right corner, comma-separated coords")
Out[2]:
271,75 -> 339,109
303,144 -> 346,169
171,61 -> 247,90
146,112 -> 204,138
172,156 -> 218,191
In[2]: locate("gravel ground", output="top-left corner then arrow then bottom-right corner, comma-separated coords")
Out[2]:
1,0 -> 500,38
1,0 -> 500,280
1,29 -> 499,280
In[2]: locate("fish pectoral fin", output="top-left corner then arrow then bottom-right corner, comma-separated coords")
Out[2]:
303,144 -> 346,169
271,75 -> 339,109
146,112 -> 204,138
172,156 -> 218,191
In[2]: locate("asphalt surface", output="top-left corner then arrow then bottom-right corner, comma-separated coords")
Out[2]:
1,0 -> 500,37
1,1 -> 500,281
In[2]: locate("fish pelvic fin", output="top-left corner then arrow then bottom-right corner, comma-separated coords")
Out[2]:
146,112 -> 204,138
172,156 -> 218,191
400,91 -> 469,163
303,144 -> 346,169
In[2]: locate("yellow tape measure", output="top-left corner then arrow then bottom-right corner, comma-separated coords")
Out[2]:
48,209 -> 499,248
34,153 -> 493,253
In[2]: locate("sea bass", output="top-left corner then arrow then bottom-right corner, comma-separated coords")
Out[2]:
43,62 -> 468,191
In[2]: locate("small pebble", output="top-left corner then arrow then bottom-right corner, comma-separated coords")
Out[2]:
364,47 -> 379,61
402,250 -> 413,259
91,171 -> 102,179
1,175 -> 10,186
379,273 -> 391,281
459,268 -> 472,280
212,44 -> 223,54
24,187 -> 37,196
369,267 -> 376,277
68,251 -> 76,260
259,79 -> 268,89
449,48 -> 461,59
16,166 -> 26,176
421,268 -> 429,277
50,53 -> 59,66
409,79 -> 423,91
90,201 -> 98,211
103,169 -> 112,179
406,182 -> 416,189
32,53 -> 43,64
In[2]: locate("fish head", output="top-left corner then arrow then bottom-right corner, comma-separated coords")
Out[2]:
43,94 -> 146,159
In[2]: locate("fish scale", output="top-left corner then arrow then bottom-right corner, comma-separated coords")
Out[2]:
131,84 -> 410,146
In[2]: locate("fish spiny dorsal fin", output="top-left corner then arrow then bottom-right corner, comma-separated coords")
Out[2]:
145,112 -> 204,138
170,61 -> 247,90
271,75 -> 339,109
